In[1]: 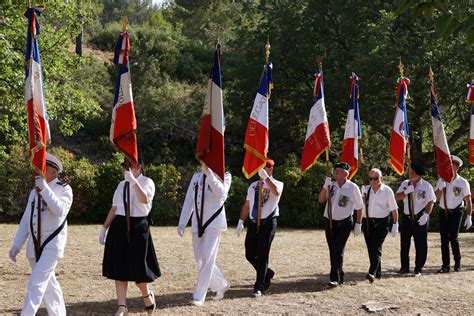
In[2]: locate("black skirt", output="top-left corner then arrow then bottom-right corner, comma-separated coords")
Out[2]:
102,215 -> 161,282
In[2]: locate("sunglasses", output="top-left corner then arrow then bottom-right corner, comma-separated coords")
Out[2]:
369,177 -> 379,181
265,165 -> 274,169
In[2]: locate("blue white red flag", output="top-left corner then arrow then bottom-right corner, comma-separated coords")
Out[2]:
242,61 -> 273,179
429,78 -> 454,182
467,81 -> 474,165
110,31 -> 138,165
301,69 -> 330,172
389,77 -> 410,175
25,6 -> 50,177
195,44 -> 225,181
340,73 -> 361,179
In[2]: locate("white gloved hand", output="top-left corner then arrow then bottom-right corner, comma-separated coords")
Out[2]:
99,227 -> 108,245
236,219 -> 245,237
361,185 -> 370,195
324,177 -> 332,190
418,213 -> 430,226
391,223 -> 399,237
177,224 -> 185,237
201,164 -> 209,176
464,215 -> 472,230
34,176 -> 47,191
9,246 -> 20,262
404,185 -> 414,195
353,222 -> 362,236
435,178 -> 446,191
258,168 -> 269,180
124,169 -> 138,186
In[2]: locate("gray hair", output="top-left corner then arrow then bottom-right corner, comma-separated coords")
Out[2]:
369,168 -> 382,178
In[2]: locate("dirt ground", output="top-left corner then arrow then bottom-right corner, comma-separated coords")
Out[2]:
1,224 -> 473,315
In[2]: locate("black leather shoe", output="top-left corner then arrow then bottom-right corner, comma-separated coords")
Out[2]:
262,269 -> 275,292
366,273 -> 375,283
437,267 -> 450,273
397,268 -> 409,274
454,266 -> 462,272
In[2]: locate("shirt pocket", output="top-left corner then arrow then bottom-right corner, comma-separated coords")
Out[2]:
338,188 -> 350,207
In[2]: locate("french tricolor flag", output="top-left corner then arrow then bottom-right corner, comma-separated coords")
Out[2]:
242,62 -> 272,179
195,44 -> 225,181
301,70 -> 330,172
25,6 -> 50,177
430,78 -> 454,182
389,77 -> 410,175
340,73 -> 361,179
467,81 -> 474,165
110,31 -> 138,165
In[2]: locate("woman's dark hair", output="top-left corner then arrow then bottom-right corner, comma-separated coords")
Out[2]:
121,157 -> 145,174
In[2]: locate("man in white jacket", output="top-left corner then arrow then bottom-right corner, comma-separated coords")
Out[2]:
9,153 -> 73,316
178,164 -> 232,306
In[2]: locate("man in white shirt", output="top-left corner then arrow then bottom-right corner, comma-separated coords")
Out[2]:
361,168 -> 398,282
236,159 -> 284,297
318,162 -> 364,286
178,164 -> 232,306
434,155 -> 472,273
9,153 -> 73,316
395,162 -> 436,276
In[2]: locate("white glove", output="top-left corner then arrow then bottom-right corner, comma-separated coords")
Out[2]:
361,185 -> 369,195
391,223 -> 399,237
201,164 -> 209,176
177,224 -> 185,237
353,222 -> 362,236
9,246 -> 20,262
435,178 -> 446,191
464,215 -> 472,230
124,169 -> 138,186
99,227 -> 108,245
404,185 -> 414,195
236,219 -> 244,237
258,168 -> 269,180
324,177 -> 332,190
418,213 -> 429,226
34,176 -> 47,191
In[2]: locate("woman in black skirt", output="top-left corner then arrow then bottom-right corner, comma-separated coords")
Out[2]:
99,159 -> 160,315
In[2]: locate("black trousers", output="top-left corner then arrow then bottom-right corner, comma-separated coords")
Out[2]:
439,207 -> 463,268
325,216 -> 352,283
400,212 -> 428,273
363,216 -> 389,277
245,217 -> 277,291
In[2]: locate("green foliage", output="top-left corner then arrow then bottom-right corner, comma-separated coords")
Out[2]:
225,175 -> 248,223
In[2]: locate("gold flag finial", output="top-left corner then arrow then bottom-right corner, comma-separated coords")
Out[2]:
428,66 -> 434,82
398,57 -> 404,77
121,16 -> 128,32
265,36 -> 270,63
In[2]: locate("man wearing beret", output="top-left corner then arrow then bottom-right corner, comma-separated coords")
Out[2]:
434,155 -> 472,273
318,162 -> 364,286
9,153 -> 73,315
395,162 -> 436,276
236,158 -> 284,297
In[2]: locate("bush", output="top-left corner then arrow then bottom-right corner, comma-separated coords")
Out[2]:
225,175 -> 248,223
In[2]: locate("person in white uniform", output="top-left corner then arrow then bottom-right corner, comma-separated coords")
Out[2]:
178,164 -> 232,306
9,153 -> 73,316
318,162 -> 364,286
395,162 -> 436,276
434,155 -> 472,273
360,168 -> 399,282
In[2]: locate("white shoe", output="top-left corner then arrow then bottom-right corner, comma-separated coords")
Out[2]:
190,299 -> 204,306
213,284 -> 230,301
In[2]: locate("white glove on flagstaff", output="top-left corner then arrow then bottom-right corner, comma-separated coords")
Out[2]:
404,185 -> 414,195
177,224 -> 185,237
34,176 -> 47,191
236,219 -> 245,237
124,169 -> 138,186
418,213 -> 430,226
353,223 -> 362,236
258,168 -> 269,180
324,177 -> 332,190
99,227 -> 108,245
391,223 -> 399,237
9,246 -> 20,262
464,215 -> 472,230
435,178 -> 446,191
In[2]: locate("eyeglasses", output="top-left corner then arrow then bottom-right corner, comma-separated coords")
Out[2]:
265,165 -> 274,169
369,177 -> 379,181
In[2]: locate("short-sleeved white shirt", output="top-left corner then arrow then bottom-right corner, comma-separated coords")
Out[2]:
246,177 -> 284,220
113,174 -> 155,217
324,180 -> 364,220
396,178 -> 436,215
439,175 -> 470,209
363,184 -> 398,218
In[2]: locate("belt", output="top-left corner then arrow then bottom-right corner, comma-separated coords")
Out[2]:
366,216 -> 389,223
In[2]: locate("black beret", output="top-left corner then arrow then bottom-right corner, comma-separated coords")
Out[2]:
410,162 -> 425,176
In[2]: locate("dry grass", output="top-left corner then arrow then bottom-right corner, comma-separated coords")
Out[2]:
1,224 -> 473,315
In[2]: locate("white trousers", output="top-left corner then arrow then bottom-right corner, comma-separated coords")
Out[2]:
22,255 -> 66,316
192,229 -> 228,302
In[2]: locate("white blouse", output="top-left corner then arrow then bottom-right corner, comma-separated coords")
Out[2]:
113,174 -> 155,217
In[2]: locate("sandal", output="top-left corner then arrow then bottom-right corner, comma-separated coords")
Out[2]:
115,304 -> 128,316
143,291 -> 156,314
